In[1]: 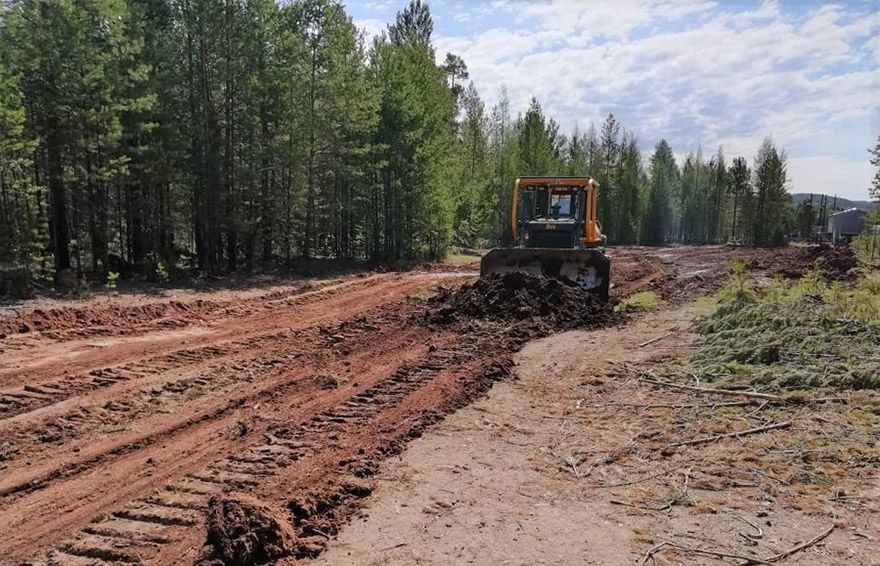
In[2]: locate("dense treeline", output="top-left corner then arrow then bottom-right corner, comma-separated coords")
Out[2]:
0,0 -> 793,284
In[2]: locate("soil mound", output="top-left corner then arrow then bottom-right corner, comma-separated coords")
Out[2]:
806,246 -> 859,279
202,493 -> 297,566
759,246 -> 859,281
427,272 -> 616,330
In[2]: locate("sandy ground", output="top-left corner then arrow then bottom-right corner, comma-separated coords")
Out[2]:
312,303 -> 879,566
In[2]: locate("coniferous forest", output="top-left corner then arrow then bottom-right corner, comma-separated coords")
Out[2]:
0,0 -> 794,283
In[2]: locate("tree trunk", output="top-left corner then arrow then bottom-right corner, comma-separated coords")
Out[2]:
46,115 -> 71,280
304,42 -> 318,258
731,192 -> 738,243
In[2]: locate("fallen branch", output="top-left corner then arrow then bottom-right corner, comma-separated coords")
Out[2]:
591,467 -> 677,488
639,377 -> 783,402
751,467 -> 790,486
580,400 -> 755,410
639,332 -> 672,348
640,541 -> 770,565
610,498 -> 672,512
565,455 -> 582,479
764,524 -> 835,563
743,400 -> 770,418
734,514 -> 764,542
379,542 -> 407,552
670,421 -> 791,448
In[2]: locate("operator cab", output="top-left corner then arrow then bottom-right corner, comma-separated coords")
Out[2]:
516,178 -> 599,249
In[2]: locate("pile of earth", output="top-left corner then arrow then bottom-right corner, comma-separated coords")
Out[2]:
804,245 -> 859,279
758,245 -> 859,281
199,494 -> 298,566
426,272 -> 617,330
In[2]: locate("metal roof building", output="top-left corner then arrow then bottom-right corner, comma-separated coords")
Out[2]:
827,208 -> 866,244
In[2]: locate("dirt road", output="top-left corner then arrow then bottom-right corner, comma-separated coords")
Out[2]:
0,246 -> 820,564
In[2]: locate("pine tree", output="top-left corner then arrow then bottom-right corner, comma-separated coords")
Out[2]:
487,87 -> 517,243
752,138 -> 791,246
370,0 -> 455,260
596,114 -> 620,240
727,156 -> 751,244
0,53 -> 43,269
451,82 -> 489,247
707,148 -> 726,243
388,0 -> 433,49
614,134 -> 642,244
565,126 -> 587,176
641,140 -> 678,245
517,98 -> 558,175
442,53 -> 469,104
869,133 -> 880,206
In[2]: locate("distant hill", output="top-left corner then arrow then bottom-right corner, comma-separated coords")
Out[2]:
791,193 -> 876,211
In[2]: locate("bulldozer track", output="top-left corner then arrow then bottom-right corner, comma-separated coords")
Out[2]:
0,271 -> 466,564
35,332 -> 502,565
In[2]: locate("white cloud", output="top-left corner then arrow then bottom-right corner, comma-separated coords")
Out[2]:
433,1 -> 880,199
493,0 -> 717,38
353,17 -> 386,46
787,155 -> 874,201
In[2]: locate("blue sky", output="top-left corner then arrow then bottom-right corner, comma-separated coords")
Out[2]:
346,0 -> 880,200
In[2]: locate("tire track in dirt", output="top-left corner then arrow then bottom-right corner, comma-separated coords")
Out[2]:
27,324 -> 515,565
0,307 -> 456,563
0,274 -> 405,379
0,313 -> 439,493
0,273 -> 451,415
0,272 -> 476,564
0,275 -> 351,341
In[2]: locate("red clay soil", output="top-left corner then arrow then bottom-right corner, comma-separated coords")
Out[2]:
0,277 -> 348,339
0,247 -> 837,566
201,494 -> 298,565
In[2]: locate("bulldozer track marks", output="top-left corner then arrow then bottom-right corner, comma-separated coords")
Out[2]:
24,327 -> 499,565
0,270 -> 491,565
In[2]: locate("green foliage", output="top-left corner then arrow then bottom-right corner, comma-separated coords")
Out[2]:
105,271 -> 120,289
155,261 -> 169,282
0,0 -> 803,281
869,133 -> 880,205
640,140 -> 678,245
618,290 -> 659,312
693,271 -> 880,391
851,209 -> 880,266
726,156 -> 751,245
717,256 -> 757,303
751,138 -> 791,247
517,98 -> 562,175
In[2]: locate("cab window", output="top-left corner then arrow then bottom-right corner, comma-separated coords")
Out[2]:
550,193 -> 572,217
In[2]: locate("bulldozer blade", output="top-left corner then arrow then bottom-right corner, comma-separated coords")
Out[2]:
480,248 -> 611,299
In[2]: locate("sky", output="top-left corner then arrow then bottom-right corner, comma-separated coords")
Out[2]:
347,0 -> 880,201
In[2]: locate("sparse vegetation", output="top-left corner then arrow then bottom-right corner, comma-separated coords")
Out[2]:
155,262 -> 170,283
105,271 -> 120,290
618,290 -> 659,312
851,209 -> 880,266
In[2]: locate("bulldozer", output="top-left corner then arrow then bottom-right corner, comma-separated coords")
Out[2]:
480,176 -> 611,299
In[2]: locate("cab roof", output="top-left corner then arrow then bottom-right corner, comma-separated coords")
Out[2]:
516,176 -> 597,187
